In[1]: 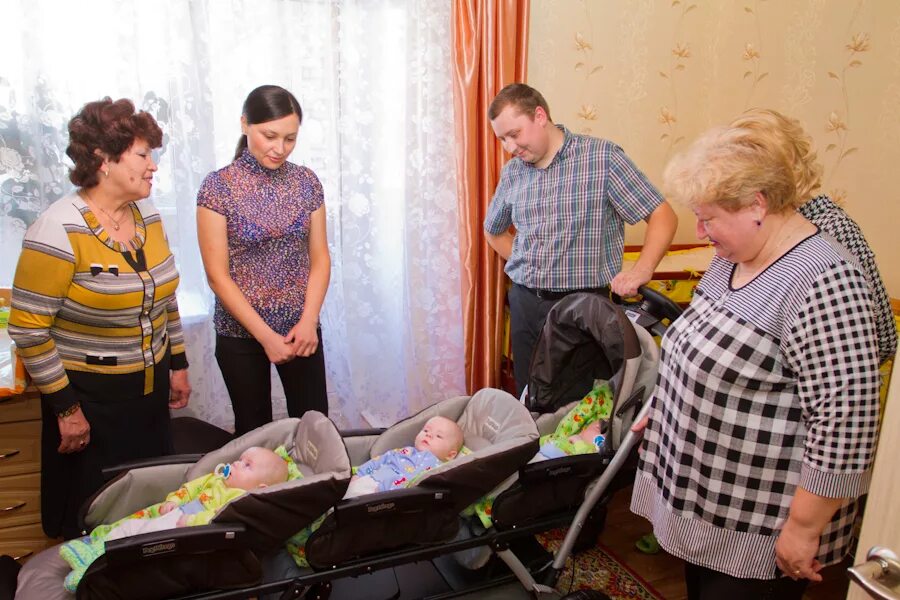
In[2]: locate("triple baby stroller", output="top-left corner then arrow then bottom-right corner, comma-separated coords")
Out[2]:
12,287 -> 677,599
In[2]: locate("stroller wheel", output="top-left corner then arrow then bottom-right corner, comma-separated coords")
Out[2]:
559,591 -> 612,600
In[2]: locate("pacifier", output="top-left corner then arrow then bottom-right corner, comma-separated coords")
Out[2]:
592,434 -> 606,452
214,462 -> 232,479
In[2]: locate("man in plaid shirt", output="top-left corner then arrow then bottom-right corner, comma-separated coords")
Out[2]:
483,83 -> 677,395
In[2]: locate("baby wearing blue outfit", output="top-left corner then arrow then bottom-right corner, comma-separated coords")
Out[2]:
347,416 -> 464,497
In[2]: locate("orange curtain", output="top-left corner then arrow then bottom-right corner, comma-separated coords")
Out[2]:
452,0 -> 529,393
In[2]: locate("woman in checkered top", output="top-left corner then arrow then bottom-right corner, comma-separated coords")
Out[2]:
630,123 -> 881,599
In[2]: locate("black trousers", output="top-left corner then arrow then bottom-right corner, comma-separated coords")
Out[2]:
508,283 -> 562,397
215,331 -> 328,436
42,351 -> 174,539
684,562 -> 808,600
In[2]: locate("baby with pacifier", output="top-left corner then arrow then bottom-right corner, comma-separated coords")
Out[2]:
60,446 -> 298,591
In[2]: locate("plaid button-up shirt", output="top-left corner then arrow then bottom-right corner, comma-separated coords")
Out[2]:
484,125 -> 663,290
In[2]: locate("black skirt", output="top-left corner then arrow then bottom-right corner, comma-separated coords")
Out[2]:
40,350 -> 173,539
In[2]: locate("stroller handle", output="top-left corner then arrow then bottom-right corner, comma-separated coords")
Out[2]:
551,399 -> 653,571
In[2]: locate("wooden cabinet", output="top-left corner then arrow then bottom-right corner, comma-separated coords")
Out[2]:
0,390 -> 58,562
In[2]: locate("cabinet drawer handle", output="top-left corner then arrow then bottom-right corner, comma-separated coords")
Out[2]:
13,551 -> 33,562
0,501 -> 26,512
0,449 -> 21,460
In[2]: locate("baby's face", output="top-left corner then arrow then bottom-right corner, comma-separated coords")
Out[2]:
226,447 -> 287,490
414,417 -> 462,461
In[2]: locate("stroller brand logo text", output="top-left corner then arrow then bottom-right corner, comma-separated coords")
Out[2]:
367,502 -> 395,513
548,466 -> 572,476
141,540 -> 177,557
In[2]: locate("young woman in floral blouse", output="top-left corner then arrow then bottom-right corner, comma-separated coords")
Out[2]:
197,85 -> 330,435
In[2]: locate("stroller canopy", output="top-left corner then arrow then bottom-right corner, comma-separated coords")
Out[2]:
527,292 -> 641,413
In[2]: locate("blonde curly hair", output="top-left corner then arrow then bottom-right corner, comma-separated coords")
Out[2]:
663,124 -> 798,214
729,108 -> 823,201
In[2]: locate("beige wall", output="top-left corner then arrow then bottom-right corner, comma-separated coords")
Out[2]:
529,0 -> 900,296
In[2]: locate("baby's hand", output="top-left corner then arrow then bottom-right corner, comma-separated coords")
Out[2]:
578,421 -> 602,443
159,501 -> 178,515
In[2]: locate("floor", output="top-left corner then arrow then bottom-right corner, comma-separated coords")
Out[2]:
597,485 -> 853,600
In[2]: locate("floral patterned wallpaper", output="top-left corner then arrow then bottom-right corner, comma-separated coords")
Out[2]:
529,0 -> 900,295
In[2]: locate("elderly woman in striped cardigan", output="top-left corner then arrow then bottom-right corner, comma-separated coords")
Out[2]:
9,97 -> 190,539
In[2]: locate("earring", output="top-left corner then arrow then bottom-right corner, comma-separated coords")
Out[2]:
755,220 -> 761,227
103,169 -> 109,177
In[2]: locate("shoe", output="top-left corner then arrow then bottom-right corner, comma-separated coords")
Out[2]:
635,532 -> 660,555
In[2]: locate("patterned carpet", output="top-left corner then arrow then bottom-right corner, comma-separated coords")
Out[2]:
537,529 -> 665,600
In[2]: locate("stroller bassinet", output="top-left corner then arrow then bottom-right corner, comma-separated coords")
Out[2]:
438,291 -> 659,582
15,412 -> 351,600
470,290 -> 675,596
490,291 -> 660,531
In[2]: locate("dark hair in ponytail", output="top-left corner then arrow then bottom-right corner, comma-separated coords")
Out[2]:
233,85 -> 303,161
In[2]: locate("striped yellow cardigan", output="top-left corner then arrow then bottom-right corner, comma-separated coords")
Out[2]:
9,193 -> 188,414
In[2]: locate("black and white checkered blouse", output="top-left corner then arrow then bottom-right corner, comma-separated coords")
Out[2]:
631,233 -> 881,580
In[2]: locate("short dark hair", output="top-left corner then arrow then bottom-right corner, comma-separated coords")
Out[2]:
66,98 -> 163,188
487,83 -> 551,121
234,85 -> 303,161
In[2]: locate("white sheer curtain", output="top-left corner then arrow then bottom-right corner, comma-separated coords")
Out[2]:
0,0 -> 465,429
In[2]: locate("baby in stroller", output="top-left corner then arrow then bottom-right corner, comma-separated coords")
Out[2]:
60,446 -> 299,591
537,383 -> 613,460
467,383 -> 613,529
15,414 -> 352,600
347,416 -> 464,496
